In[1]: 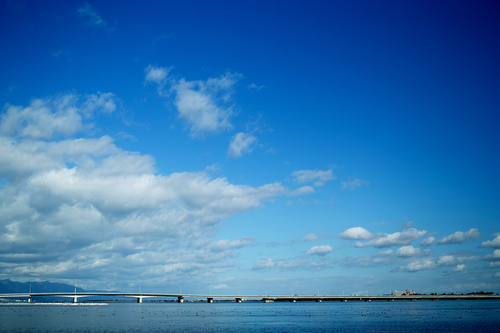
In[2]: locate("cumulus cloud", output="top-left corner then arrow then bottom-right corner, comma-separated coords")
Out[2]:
452,264 -> 466,272
145,67 -> 241,137
208,237 -> 256,252
0,92 -> 291,290
145,65 -> 240,137
252,258 -> 275,271
437,228 -> 480,245
419,236 -> 436,247
342,249 -> 395,267
342,246 -> 431,268
354,228 -> 427,248
172,75 -> 236,137
339,227 -> 374,240
1,96 -> 82,139
306,245 -> 332,256
228,132 -> 257,158
0,93 -> 117,139
83,92 -> 117,115
247,83 -> 265,91
291,169 -> 335,186
289,186 -> 315,196
77,2 -> 107,28
484,249 -> 500,260
341,177 -> 369,190
395,246 -> 421,257
479,235 -> 500,248
251,257 -> 333,272
292,233 -> 320,243
145,65 -> 170,86
210,284 -> 228,290
392,252 -> 479,272
393,258 -> 437,272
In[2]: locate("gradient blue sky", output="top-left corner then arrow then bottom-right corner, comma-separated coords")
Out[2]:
1,0 -> 499,295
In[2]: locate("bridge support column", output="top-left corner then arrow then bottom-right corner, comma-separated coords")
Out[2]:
73,296 -> 78,303
235,298 -> 242,303
177,296 -> 184,303
137,297 -> 142,303
207,298 -> 213,303
28,296 -> 31,303
316,299 -> 322,302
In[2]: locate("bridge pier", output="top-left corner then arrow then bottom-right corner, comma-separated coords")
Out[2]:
207,298 -> 213,303
235,298 -> 242,303
316,299 -> 322,302
28,296 -> 31,303
137,297 -> 142,303
73,296 -> 78,303
177,296 -> 184,303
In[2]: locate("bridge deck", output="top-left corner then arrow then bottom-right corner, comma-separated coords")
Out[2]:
1,292 -> 499,302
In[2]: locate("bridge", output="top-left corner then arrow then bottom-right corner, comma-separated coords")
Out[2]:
1,292 -> 499,304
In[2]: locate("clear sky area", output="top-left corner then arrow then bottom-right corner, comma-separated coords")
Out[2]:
0,0 -> 499,296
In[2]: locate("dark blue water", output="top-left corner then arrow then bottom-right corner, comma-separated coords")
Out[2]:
1,300 -> 499,332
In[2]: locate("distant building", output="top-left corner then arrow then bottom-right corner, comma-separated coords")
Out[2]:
392,289 -> 415,296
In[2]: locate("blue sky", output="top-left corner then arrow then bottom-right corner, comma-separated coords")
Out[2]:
0,0 -> 499,295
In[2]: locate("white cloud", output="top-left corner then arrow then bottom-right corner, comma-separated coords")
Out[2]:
83,92 -> 117,115
393,253 -> 478,273
210,284 -> 228,290
437,228 -> 481,245
172,81 -> 231,136
145,67 -> 241,137
419,236 -> 436,247
77,2 -> 107,28
341,177 -> 370,190
377,249 -> 394,256
252,257 -> 333,272
289,186 -> 315,196
452,264 -> 466,272
171,73 -> 240,137
342,245 -> 431,268
247,83 -> 265,91
291,169 -> 335,186
306,245 -> 332,256
341,249 -> 395,267
485,249 -> 500,260
292,233 -> 320,243
228,132 -> 257,158
145,65 -> 170,86
339,227 -> 374,240
479,235 -> 500,248
0,92 -> 292,289
395,246 -> 421,257
354,228 -> 428,248
0,93 -> 117,139
252,258 -> 275,271
208,237 -> 256,252
395,258 -> 437,272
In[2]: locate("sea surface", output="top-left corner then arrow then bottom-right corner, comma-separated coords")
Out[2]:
1,300 -> 499,332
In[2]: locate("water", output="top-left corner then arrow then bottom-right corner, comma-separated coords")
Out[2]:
1,300 -> 499,332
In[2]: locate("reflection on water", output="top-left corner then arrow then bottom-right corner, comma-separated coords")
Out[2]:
1,300 -> 499,332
